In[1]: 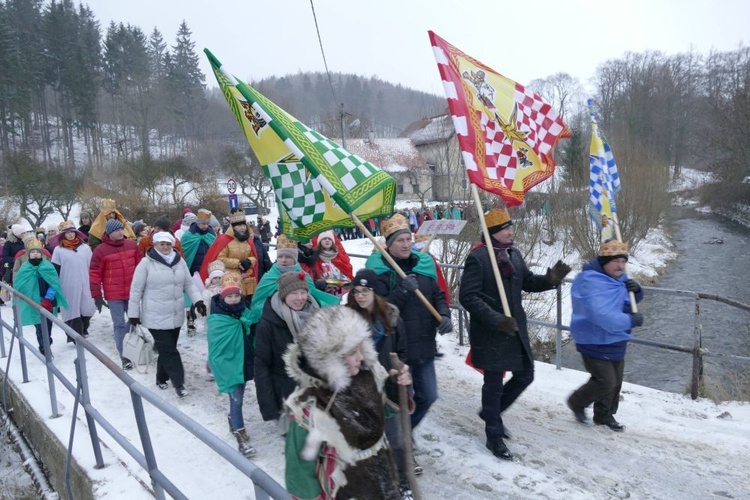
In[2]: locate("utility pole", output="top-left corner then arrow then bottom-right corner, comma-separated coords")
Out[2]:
340,102 -> 346,148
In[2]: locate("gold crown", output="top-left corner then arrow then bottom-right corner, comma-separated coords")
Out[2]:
35,227 -> 45,233
276,234 -> 298,250
207,260 -> 225,274
229,213 -> 246,225
100,198 -> 117,213
58,220 -> 76,231
599,240 -> 629,257
220,272 -> 242,289
380,214 -> 410,239
485,208 -> 511,229
25,237 -> 43,251
197,209 -> 212,221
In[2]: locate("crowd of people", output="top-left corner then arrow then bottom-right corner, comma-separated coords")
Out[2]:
0,200 -> 645,500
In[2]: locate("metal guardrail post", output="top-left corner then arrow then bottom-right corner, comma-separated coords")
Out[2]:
131,392 -> 167,500
39,310 -> 60,418
690,295 -> 704,400
555,284 -> 563,370
12,296 -> 30,384
75,343 -> 105,468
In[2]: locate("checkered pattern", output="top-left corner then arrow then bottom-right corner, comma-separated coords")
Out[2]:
264,162 -> 327,226
588,121 -> 617,227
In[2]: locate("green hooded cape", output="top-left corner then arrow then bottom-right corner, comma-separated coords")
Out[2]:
207,307 -> 253,393
14,260 -> 68,326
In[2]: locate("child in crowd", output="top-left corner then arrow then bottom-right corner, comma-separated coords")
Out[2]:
202,260 -> 225,309
207,273 -> 256,458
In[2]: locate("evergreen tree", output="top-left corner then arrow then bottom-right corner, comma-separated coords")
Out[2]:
167,21 -> 206,149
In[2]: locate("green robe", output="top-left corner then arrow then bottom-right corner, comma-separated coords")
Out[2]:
14,260 -> 68,326
207,307 -> 253,393
248,263 -> 340,326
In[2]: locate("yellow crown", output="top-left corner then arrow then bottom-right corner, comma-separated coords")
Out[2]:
599,240 -> 629,257
100,198 -> 117,213
207,260 -> 225,274
485,208 -> 511,229
276,234 -> 298,250
229,213 -> 246,225
25,237 -> 43,251
220,272 -> 242,288
35,227 -> 45,234
58,220 -> 76,231
380,214 -> 410,239
197,208 -> 212,221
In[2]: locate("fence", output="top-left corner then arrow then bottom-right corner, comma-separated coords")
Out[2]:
0,281 -> 289,500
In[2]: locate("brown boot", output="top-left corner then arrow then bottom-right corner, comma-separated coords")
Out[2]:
233,428 -> 256,458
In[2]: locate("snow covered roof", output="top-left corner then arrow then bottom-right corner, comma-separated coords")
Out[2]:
401,113 -> 455,146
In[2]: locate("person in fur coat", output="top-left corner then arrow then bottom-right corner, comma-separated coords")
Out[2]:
283,306 -> 411,500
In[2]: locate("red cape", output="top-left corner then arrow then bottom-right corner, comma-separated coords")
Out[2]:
310,232 -> 353,280
199,233 -> 258,281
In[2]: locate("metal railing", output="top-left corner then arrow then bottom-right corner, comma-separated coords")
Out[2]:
0,282 -> 289,500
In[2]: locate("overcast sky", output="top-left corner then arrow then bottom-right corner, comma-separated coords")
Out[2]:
82,0 -> 749,96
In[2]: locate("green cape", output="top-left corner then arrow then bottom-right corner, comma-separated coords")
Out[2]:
365,249 -> 437,290
207,307 -> 253,393
181,229 -> 216,270
14,260 -> 68,326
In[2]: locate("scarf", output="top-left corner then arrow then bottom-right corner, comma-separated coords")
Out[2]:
155,250 -> 178,265
270,292 -> 320,341
318,248 -> 338,263
490,241 -> 515,279
369,317 -> 385,346
61,237 -> 80,250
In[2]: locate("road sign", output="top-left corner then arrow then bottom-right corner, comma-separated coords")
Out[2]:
228,194 -> 238,210
227,178 -> 237,194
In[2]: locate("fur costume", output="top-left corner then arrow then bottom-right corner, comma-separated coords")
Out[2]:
283,306 -> 400,500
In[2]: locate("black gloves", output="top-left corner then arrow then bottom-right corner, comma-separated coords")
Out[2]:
438,316 -> 453,335
498,315 -> 518,335
129,317 -> 141,326
400,274 -> 419,293
630,313 -> 644,328
313,279 -> 327,292
95,298 -> 105,313
239,259 -> 253,272
626,279 -> 641,294
195,300 -> 207,317
546,260 -> 572,286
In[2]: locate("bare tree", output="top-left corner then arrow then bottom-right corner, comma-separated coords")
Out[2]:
221,148 -> 273,211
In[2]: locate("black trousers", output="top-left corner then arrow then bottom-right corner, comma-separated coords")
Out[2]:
568,355 -> 624,424
479,357 -> 534,441
151,327 -> 184,388
65,316 -> 91,343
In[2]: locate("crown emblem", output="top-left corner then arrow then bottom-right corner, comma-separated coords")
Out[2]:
599,240 -> 629,257
207,260 -> 225,274
100,198 -> 117,213
25,237 -> 43,251
276,234 -> 298,250
58,220 -> 76,231
380,214 -> 410,239
229,213 -> 246,225
220,272 -> 242,288
197,208 -> 212,221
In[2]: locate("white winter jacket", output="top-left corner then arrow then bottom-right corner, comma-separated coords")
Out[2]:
128,248 -> 202,330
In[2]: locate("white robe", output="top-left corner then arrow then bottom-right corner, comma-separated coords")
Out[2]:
51,243 -> 96,322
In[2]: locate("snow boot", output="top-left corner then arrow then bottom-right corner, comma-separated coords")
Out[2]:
233,428 -> 256,458
186,311 -> 196,337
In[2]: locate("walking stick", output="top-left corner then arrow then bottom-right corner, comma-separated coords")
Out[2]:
389,353 -> 422,500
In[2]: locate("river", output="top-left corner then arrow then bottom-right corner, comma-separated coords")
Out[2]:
561,206 -> 750,396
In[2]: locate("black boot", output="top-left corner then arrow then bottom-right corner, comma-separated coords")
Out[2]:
486,438 -> 513,460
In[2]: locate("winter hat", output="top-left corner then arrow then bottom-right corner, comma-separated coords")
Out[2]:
11,224 -> 27,238
485,208 -> 513,234
132,220 -> 146,236
209,214 -> 221,231
598,240 -> 629,266
287,306 -> 379,391
317,230 -> 335,245
46,222 -> 58,233
277,271 -> 308,300
152,231 -> 175,245
58,220 -> 76,232
208,260 -> 226,280
183,213 -> 198,226
105,219 -> 124,235
220,273 -> 242,298
196,209 -> 212,222
381,214 -> 411,247
351,268 -> 385,296
153,215 -> 172,232
275,235 -> 299,262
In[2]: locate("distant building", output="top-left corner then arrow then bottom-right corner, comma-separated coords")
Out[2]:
401,113 -> 466,202
340,137 -> 433,202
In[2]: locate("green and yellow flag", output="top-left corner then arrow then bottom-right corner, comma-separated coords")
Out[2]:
205,49 -> 396,242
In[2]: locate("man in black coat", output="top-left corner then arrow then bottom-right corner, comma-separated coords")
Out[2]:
459,208 -> 571,460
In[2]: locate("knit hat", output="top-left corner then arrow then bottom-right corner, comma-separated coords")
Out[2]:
46,222 -> 58,233
209,214 -> 221,230
220,273 -> 242,298
381,214 -> 411,247
152,231 -> 175,245
208,260 -> 226,280
153,215 -> 172,232
317,230 -> 335,245
132,220 -> 146,236
350,268 -> 387,296
277,271 -> 308,300
276,234 -> 298,262
183,213 -> 198,226
105,219 -> 124,235
11,224 -> 27,238
485,208 -> 513,234
598,240 -> 629,266
196,209 -> 212,222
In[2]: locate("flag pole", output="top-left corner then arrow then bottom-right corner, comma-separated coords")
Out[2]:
351,214 -> 444,322
602,215 -> 638,312
470,183 -> 511,316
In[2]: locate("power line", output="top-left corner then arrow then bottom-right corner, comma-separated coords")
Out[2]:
309,0 -> 338,104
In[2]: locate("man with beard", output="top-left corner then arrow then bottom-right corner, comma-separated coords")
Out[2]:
180,209 -> 216,335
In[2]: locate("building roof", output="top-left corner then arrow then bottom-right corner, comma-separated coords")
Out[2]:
401,113 -> 455,146
340,138 -> 432,174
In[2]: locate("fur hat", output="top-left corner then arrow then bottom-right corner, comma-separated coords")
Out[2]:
287,306 -> 380,391
485,208 -> 513,234
276,235 -> 298,262
153,215 -> 172,232
220,273 -> 242,298
152,231 -> 175,245
196,209 -> 212,222
598,240 -> 629,266
380,214 -> 411,247
183,213 -> 198,226
277,271 -> 308,300
105,219 -> 124,235
208,260 -> 226,280
11,224 -> 27,238
25,237 -> 43,252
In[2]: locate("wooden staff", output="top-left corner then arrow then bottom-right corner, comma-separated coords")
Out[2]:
351,214 -> 443,322
602,215 -> 638,313
389,353 -> 421,500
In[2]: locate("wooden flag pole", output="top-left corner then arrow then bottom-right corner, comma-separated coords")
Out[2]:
351,214 -> 444,322
389,353 -> 422,500
470,183 -> 512,316
603,215 -> 638,313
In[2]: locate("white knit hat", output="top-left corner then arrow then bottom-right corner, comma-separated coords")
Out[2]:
152,231 -> 175,245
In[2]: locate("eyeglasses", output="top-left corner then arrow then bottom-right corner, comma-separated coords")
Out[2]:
350,288 -> 373,297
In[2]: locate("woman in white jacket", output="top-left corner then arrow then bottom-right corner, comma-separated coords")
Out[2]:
128,232 -> 206,397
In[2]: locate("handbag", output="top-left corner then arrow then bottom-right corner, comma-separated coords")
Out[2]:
123,325 -> 155,371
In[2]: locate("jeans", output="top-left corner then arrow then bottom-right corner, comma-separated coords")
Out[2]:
385,414 -> 407,486
480,358 -> 534,441
228,384 -> 246,431
410,359 -> 438,430
34,319 -> 53,352
568,355 -> 625,424
151,327 -> 184,388
108,299 -> 129,358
